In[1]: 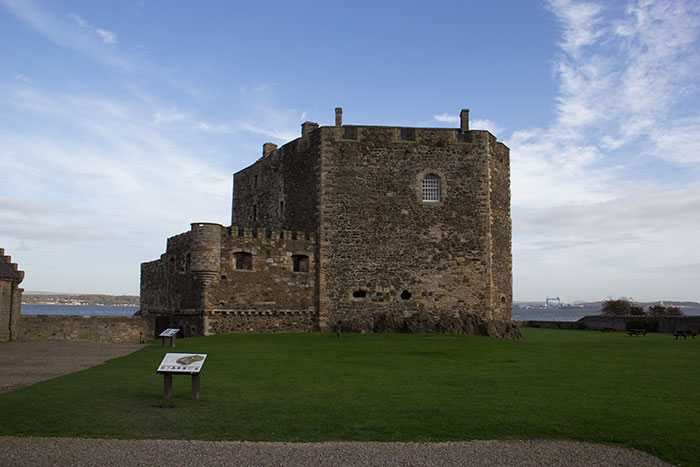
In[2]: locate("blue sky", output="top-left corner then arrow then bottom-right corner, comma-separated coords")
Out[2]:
1,0 -> 699,302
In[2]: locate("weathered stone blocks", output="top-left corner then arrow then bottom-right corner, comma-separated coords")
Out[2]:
142,108 -> 517,339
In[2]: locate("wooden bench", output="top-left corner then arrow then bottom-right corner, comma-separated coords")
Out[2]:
627,329 -> 647,337
601,327 -> 616,333
673,330 -> 697,340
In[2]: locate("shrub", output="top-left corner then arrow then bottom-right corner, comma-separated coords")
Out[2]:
626,319 -> 658,332
648,305 -> 685,317
602,298 -> 646,316
648,305 -> 667,316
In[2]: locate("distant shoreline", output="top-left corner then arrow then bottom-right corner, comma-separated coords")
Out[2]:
22,293 -> 139,307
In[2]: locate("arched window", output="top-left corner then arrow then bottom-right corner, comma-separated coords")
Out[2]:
422,174 -> 441,202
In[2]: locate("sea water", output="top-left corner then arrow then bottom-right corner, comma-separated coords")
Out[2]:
22,304 -> 700,321
21,304 -> 139,316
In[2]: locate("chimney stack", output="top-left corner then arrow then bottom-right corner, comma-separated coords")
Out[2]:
460,109 -> 469,132
335,107 -> 343,127
262,143 -> 277,156
301,121 -> 319,138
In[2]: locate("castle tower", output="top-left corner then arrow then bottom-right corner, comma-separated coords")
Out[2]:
189,223 -> 222,283
143,107 -> 516,338
0,248 -> 24,342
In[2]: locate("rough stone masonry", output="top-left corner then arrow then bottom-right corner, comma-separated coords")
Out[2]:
141,108 -> 520,339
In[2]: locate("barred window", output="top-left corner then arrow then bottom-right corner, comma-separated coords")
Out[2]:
422,175 -> 441,202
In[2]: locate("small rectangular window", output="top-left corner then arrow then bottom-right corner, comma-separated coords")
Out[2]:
400,128 -> 415,141
292,254 -> 309,273
344,126 -> 357,139
253,205 -> 258,222
234,252 -> 253,271
279,201 -> 284,218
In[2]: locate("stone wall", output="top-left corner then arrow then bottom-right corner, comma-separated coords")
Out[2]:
231,134 -> 322,233
316,125 -> 513,335
19,314 -> 154,344
0,249 -> 24,342
206,310 -> 314,334
142,109 -> 517,339
487,133 -> 513,322
518,316 -> 700,333
141,222 -> 317,336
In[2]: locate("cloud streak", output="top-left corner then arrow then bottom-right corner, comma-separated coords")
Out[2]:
509,0 -> 700,300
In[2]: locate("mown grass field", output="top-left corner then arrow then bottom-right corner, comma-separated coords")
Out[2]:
1,328 -> 698,465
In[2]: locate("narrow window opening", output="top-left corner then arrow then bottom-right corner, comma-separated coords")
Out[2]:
352,290 -> 367,298
400,290 -> 412,300
279,200 -> 284,218
221,275 -> 227,280
292,254 -> 309,273
400,128 -> 415,141
253,204 -> 258,222
234,252 -> 253,271
254,175 -> 258,188
422,175 -> 441,202
344,126 -> 357,139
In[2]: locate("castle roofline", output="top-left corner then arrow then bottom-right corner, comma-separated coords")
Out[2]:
0,248 -> 24,283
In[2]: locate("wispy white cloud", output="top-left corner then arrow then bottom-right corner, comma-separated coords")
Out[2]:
233,105 -> 304,142
471,119 -> 504,136
69,14 -> 117,44
433,113 -> 459,124
510,0 -> 700,301
433,114 -> 504,135
95,28 -> 117,44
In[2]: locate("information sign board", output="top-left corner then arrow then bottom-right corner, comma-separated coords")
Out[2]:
159,328 -> 180,337
156,353 -> 207,374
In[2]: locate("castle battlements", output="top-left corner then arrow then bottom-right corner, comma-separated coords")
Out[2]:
142,107 -> 517,339
0,248 -> 25,283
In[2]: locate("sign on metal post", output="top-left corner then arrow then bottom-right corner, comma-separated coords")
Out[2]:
156,353 -> 207,399
159,328 -> 180,347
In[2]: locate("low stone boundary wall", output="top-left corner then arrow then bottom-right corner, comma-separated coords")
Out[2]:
205,311 -> 315,334
19,315 -> 154,344
518,315 -> 700,333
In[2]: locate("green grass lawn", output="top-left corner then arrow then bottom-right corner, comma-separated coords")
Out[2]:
1,328 -> 698,465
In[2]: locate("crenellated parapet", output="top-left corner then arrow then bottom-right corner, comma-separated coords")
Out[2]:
143,106 -> 514,338
1,248 -> 24,342
0,248 -> 25,284
161,224 -> 316,259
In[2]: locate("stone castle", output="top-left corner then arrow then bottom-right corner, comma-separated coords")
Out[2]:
141,108 -> 519,338
0,248 -> 24,342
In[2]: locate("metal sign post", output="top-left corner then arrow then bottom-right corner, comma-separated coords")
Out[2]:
159,328 -> 180,348
156,353 -> 207,400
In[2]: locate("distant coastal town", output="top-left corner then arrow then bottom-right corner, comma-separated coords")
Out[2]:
22,293 -> 139,307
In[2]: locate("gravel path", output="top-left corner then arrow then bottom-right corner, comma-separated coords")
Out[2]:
0,340 -> 145,394
0,341 -> 672,466
0,438 -> 671,466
